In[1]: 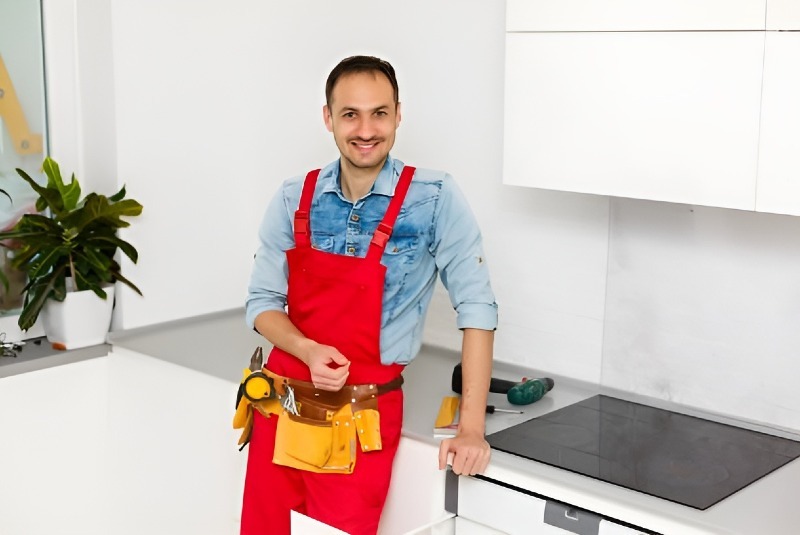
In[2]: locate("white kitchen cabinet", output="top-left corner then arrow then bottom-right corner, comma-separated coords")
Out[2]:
457,476 -> 562,534
756,32 -> 800,216
291,511 -> 348,534
506,0 -> 766,32
457,476 -> 652,535
598,520 -> 649,535
503,31 -> 764,209
767,0 -> 800,29
380,437 -> 451,535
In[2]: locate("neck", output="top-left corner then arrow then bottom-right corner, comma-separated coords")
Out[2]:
339,157 -> 386,201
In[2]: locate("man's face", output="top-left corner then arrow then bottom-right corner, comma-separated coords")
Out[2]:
323,71 -> 401,174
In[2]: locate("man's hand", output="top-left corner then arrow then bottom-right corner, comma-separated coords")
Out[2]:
438,430 -> 491,476
304,342 -> 350,391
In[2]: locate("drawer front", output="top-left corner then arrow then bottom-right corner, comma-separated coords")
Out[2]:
457,477 -> 563,534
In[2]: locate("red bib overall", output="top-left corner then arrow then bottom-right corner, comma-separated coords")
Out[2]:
241,166 -> 416,535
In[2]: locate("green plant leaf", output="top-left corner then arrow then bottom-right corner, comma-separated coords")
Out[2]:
62,194 -> 143,233
87,234 -> 139,263
108,269 -> 143,296
108,184 -> 127,202
16,265 -> 67,330
42,157 -> 81,211
16,168 -> 66,217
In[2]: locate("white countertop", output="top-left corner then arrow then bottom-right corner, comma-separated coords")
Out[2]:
108,309 -> 800,535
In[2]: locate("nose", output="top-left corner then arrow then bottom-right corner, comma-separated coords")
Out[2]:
354,116 -> 377,140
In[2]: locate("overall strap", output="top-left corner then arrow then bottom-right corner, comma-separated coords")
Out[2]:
366,166 -> 416,262
293,169 -> 321,248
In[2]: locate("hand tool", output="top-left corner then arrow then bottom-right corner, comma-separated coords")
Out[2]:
451,363 -> 555,406
486,405 -> 523,414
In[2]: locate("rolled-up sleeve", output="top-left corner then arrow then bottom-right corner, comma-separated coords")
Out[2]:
431,175 -> 498,331
245,182 -> 297,329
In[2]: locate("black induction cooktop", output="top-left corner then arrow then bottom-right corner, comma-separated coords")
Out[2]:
486,395 -> 800,510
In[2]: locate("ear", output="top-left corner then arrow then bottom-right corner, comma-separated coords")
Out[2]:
395,102 -> 402,128
323,105 -> 333,132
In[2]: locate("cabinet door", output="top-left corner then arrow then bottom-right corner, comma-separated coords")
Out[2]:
380,438 -> 449,535
756,32 -> 800,215
506,0 -> 765,32
767,0 -> 800,29
290,511 -> 347,534
503,31 -> 764,209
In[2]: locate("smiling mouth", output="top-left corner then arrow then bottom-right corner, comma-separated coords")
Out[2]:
351,140 -> 380,150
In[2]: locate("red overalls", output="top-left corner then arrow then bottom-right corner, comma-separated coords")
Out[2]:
240,165 -> 416,535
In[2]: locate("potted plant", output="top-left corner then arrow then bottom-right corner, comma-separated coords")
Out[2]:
0,157 -> 143,349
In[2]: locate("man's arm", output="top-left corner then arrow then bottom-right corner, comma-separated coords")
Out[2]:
254,310 -> 350,391
438,327 -> 494,475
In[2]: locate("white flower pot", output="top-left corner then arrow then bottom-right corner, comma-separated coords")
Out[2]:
41,285 -> 115,349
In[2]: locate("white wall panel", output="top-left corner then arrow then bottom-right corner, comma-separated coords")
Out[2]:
767,0 -> 800,29
602,199 -> 800,431
504,32 -> 764,210
506,0 -> 766,32
756,32 -> 800,216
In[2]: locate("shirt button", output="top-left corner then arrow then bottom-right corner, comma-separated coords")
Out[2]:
350,214 -> 360,222
347,247 -> 355,254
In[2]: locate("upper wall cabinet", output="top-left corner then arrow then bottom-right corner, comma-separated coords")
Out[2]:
503,32 -> 765,209
767,0 -> 800,29
756,33 -> 800,216
506,0 -> 766,32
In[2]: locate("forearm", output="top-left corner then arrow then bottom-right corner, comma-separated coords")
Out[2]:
253,310 -> 316,366
457,328 -> 494,436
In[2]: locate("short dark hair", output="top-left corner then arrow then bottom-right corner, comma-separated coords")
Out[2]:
325,55 -> 399,108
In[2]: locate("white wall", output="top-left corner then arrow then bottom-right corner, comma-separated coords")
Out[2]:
45,0 -> 800,432
603,200 -> 800,430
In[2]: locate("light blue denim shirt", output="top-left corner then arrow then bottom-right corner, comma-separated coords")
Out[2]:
246,156 -> 498,365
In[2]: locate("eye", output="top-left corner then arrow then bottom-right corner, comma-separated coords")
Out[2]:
376,110 -> 388,117
342,111 -> 356,119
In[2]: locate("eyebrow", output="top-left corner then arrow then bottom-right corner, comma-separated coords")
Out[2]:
339,105 -> 391,114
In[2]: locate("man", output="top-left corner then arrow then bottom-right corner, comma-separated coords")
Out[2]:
242,55 -> 497,535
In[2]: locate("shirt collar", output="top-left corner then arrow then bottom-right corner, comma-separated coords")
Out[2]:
318,155 -> 404,199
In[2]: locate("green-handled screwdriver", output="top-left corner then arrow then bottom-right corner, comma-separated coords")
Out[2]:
486,405 -> 523,414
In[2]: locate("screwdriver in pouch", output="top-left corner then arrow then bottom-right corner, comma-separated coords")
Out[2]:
486,405 -> 523,414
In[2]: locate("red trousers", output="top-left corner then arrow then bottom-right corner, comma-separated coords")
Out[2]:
240,389 -> 403,535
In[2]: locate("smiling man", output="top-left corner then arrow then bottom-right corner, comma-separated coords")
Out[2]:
242,55 -> 498,535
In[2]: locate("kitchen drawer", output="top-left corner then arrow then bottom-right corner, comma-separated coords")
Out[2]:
457,477 -> 563,534
405,516 -> 506,535
456,476 -> 654,535
598,519 -> 649,535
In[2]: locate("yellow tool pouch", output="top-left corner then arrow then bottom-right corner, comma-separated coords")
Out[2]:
233,347 -> 403,474
353,408 -> 382,452
273,404 -> 357,474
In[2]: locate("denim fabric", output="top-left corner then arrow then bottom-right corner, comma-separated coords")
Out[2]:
246,156 -> 498,365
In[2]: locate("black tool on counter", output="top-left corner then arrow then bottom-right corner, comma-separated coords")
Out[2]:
486,405 -> 522,414
451,363 -> 554,406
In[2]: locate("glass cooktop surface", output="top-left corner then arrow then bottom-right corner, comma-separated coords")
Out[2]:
486,395 -> 800,510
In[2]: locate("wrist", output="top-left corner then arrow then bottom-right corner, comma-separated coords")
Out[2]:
294,338 -> 318,365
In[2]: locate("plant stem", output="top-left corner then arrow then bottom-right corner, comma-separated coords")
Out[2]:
69,253 -> 76,291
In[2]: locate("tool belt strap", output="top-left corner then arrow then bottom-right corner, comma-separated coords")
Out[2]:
262,369 -> 403,411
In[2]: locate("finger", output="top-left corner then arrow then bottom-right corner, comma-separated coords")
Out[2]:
330,352 -> 350,366
474,450 -> 491,475
451,449 -> 467,475
438,440 -> 451,470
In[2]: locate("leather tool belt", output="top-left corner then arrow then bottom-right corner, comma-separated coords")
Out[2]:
233,350 -> 403,475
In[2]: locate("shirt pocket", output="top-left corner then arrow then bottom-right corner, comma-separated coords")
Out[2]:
383,235 -> 420,267
311,234 -> 335,252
